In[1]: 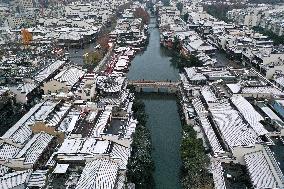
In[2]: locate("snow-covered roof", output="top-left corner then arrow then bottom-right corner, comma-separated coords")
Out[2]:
244,150 -> 278,189
0,165 -> 9,177
53,164 -> 69,174
242,87 -> 284,96
110,143 -> 130,170
15,132 -> 54,165
275,76 -> 284,88
258,103 -> 283,122
124,118 -> 137,139
192,98 -> 223,154
27,170 -> 48,187
35,60 -> 66,83
0,170 -> 32,189
201,86 -> 218,103
17,82 -> 38,94
199,115 -> 224,154
96,76 -> 126,93
209,101 -> 259,150
184,67 -> 207,81
211,160 -> 226,189
75,158 -> 119,189
90,106 -> 112,137
231,95 -> 267,136
57,138 -> 110,155
53,66 -> 85,87
1,101 -> 63,144
226,83 -> 241,94
0,143 -> 20,160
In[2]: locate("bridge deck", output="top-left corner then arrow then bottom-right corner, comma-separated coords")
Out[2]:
128,80 -> 180,88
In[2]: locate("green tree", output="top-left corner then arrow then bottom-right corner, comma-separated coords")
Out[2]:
173,36 -> 181,52
83,51 -> 103,71
176,2 -> 183,13
180,124 -> 213,189
163,0 -> 170,6
127,99 -> 155,189
183,13 -> 189,23
171,54 -> 202,69
253,26 -> 284,45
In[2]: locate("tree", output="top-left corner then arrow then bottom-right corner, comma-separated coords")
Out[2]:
183,13 -> 189,23
163,0 -> 170,6
171,54 -> 202,69
97,34 -> 110,53
203,3 -> 245,22
176,2 -> 183,13
180,124 -> 213,189
253,26 -> 284,46
83,51 -> 103,71
127,99 -> 155,189
172,36 -> 181,52
21,29 -> 32,46
134,7 -> 150,25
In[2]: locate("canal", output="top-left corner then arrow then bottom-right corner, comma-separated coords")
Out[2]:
127,19 -> 180,81
128,18 -> 182,189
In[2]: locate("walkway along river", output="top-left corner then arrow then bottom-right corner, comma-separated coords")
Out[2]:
127,17 -> 182,189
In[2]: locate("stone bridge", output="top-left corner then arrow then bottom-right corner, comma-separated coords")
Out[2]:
128,80 -> 180,93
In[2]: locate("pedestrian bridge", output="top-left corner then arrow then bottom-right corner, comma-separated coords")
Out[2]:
128,80 -> 180,93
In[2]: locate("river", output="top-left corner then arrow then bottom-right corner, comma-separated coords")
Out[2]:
127,19 -> 180,81
128,18 -> 182,189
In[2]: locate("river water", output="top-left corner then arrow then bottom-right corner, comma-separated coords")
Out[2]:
128,18 -> 182,189
127,19 -> 180,81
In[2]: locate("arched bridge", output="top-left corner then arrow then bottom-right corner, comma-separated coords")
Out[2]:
128,80 -> 180,93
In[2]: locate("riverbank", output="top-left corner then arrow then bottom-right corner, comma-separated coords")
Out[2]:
127,98 -> 155,189
176,90 -> 214,189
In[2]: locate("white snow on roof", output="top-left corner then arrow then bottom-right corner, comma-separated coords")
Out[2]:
96,76 -> 126,93
1,102 -> 45,144
90,106 -> 112,137
27,169 -> 48,187
57,138 -> 85,154
54,66 -> 85,87
15,132 -> 54,165
201,86 -> 218,103
110,143 -> 130,170
259,103 -> 283,122
275,76 -> 284,88
199,115 -> 224,154
17,83 -> 38,94
35,60 -> 65,83
0,143 -> 20,160
75,158 -> 119,189
125,118 -> 137,139
0,165 -> 9,177
67,115 -> 79,132
242,87 -> 284,96
58,138 -> 110,155
231,95 -> 267,136
0,169 -> 32,189
192,98 -> 223,154
244,150 -> 278,189
184,67 -> 207,81
226,83 -> 241,94
81,139 -> 109,154
53,164 -> 69,174
209,101 -> 259,149
211,160 -> 226,189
